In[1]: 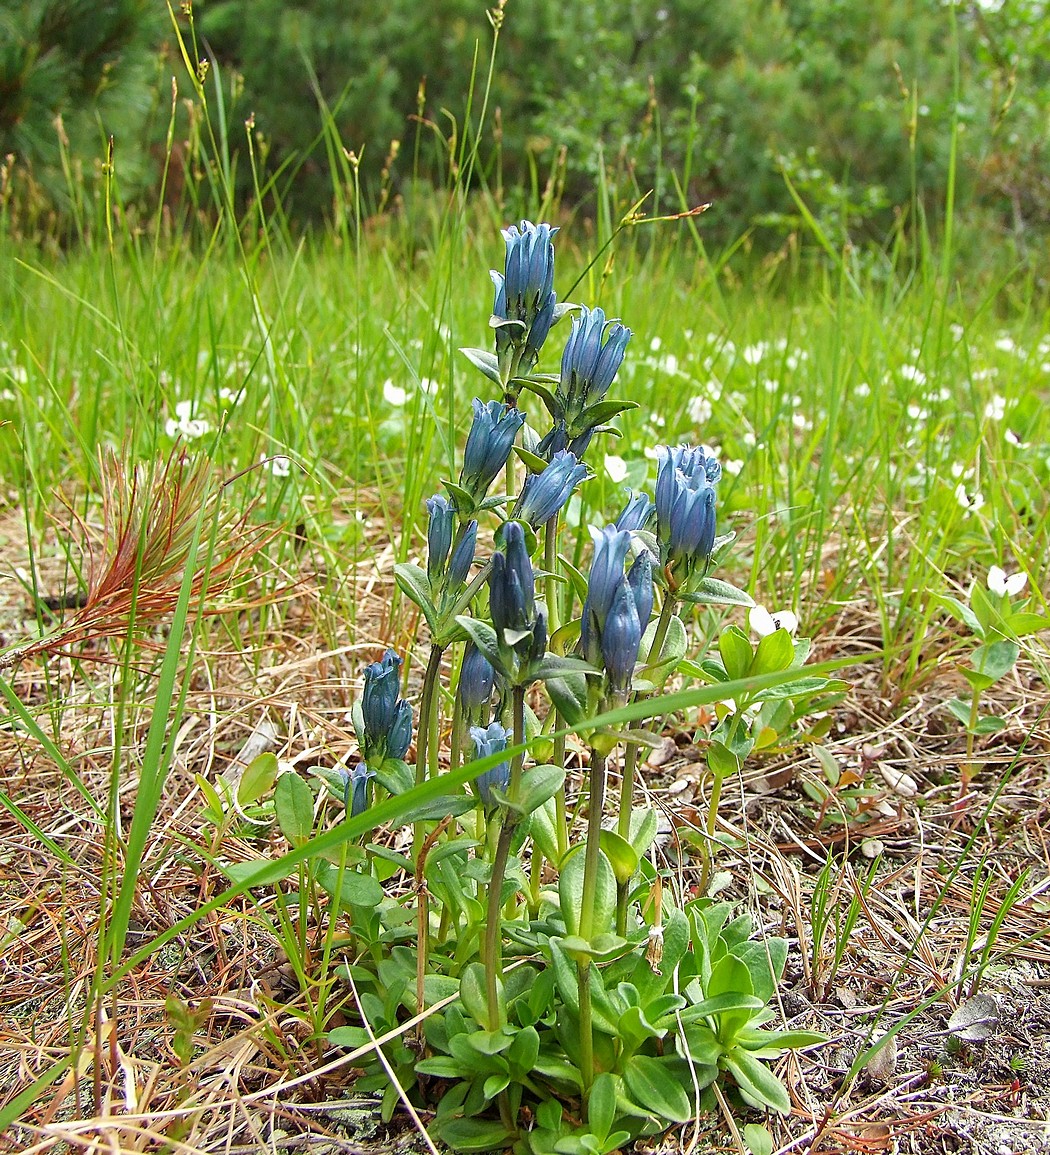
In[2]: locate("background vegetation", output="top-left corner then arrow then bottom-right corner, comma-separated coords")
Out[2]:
4,0 -> 1050,264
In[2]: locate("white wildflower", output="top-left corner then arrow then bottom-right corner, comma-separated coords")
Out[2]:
988,566 -> 1027,597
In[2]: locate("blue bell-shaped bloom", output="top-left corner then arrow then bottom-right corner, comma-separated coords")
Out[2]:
513,450 -> 588,527
460,398 -> 526,508
470,721 -> 511,808
426,494 -> 455,583
655,444 -> 721,588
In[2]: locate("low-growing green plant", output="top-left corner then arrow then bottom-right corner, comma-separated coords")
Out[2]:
939,566 -> 1049,772
176,219 -> 829,1147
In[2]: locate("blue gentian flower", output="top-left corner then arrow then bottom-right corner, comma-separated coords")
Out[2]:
655,445 -> 721,589
470,722 -> 511,807
460,398 -> 526,509
513,450 -> 588,527
491,220 -> 559,371
615,490 -> 656,533
535,307 -> 632,461
358,650 -> 413,764
426,495 -> 455,583
361,650 -> 401,740
447,519 -> 477,588
388,699 -> 413,760
348,762 -> 375,818
489,520 -> 535,635
459,641 -> 495,725
560,306 -> 631,416
601,580 -> 643,694
579,525 -> 654,693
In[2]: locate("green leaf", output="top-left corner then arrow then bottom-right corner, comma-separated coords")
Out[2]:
274,771 -> 315,848
394,562 -> 438,627
514,444 -> 552,473
969,582 -> 1000,638
577,397 -> 639,426
460,962 -> 500,1027
707,739 -> 740,779
725,1050 -> 790,1114
314,860 -> 383,908
238,752 -> 278,806
372,757 -> 413,795
968,639 -> 1019,684
622,1055 -> 693,1124
1003,611 -> 1050,638
599,829 -> 639,885
516,375 -> 561,418
398,794 -> 476,823
533,654 -> 598,682
938,594 -> 981,636
221,856 -> 294,886
517,763 -> 567,815
681,577 -> 755,608
751,627 -> 795,675
973,714 -> 1008,735
545,672 -> 590,726
529,797 -> 562,867
560,848 -> 616,940
637,613 -> 687,688
456,616 -> 503,671
719,626 -> 753,682
460,346 -> 503,385
743,1123 -> 774,1155
588,1072 -> 619,1143
436,1118 -> 517,1152
628,807 -> 658,857
677,992 -> 765,1022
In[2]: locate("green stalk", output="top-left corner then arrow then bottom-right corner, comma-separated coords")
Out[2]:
576,745 -> 608,1093
615,740 -> 640,935
551,715 -> 569,862
696,771 -> 726,896
413,642 -> 444,1014
646,590 -> 677,667
543,511 -> 561,635
482,685 -> 527,1030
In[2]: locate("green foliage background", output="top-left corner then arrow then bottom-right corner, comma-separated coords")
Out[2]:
2,0 -> 1049,258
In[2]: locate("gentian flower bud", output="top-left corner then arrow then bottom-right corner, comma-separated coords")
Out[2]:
426,494 -> 455,583
627,551 -> 654,632
615,490 -> 656,533
447,519 -> 477,588
348,762 -> 375,818
460,398 -> 526,507
470,721 -> 512,808
459,641 -> 495,724
387,699 -> 413,760
580,526 -> 631,666
601,580 -> 643,694
361,650 -> 401,740
560,306 -> 631,415
357,650 -> 413,764
489,520 -> 535,635
491,220 -> 559,368
514,450 -> 588,527
655,444 -> 721,587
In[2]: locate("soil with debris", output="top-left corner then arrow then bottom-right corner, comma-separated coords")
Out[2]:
1,511 -> 1049,1155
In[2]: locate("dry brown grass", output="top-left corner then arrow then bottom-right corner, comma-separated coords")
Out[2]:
0,498 -> 1048,1155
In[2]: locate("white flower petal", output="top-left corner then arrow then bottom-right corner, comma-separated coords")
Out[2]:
987,566 -> 1007,595
383,379 -> 407,406
749,606 -> 799,638
604,454 -> 628,483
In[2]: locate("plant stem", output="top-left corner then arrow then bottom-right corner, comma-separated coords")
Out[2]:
413,643 -> 444,1015
553,716 -> 569,862
615,741 -> 640,935
482,684 -> 526,1030
543,511 -> 560,635
696,771 -> 726,896
576,745 -> 607,1094
646,590 -> 677,667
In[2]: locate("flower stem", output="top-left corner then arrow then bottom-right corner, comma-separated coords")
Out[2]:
413,643 -> 444,1015
576,745 -> 608,1094
646,591 -> 677,668
543,511 -> 560,635
615,740 -> 640,935
697,770 -> 726,896
482,684 -> 526,1030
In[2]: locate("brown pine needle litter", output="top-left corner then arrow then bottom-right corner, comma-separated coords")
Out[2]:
0,445 -> 280,671
1,493 -> 1049,1155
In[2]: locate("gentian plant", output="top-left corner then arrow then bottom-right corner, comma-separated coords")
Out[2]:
228,219 -> 837,1151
